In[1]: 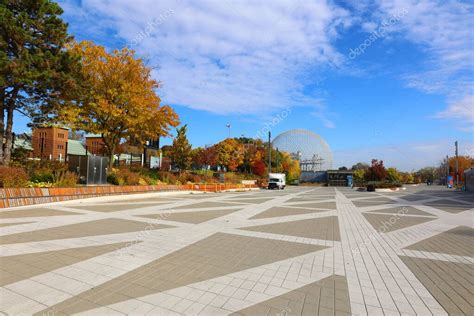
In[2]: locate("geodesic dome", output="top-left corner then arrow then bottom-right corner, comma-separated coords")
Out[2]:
272,129 -> 333,171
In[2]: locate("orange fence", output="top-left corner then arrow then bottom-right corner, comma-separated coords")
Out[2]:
0,183 -> 257,208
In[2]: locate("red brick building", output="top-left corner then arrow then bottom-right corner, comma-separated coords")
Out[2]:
32,126 -> 68,160
85,134 -> 106,155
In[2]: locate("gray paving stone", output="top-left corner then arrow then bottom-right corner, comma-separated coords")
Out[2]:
423,199 -> 473,213
37,233 -> 326,315
233,275 -> 351,316
0,208 -> 81,218
400,256 -> 474,315
240,216 -> 341,241
249,206 -> 329,220
138,208 -> 241,224
367,206 -> 436,217
404,226 -> 474,257
362,213 -> 436,233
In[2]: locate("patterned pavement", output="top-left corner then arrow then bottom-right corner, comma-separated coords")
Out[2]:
0,186 -> 473,315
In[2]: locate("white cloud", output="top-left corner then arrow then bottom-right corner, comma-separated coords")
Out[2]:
311,107 -> 336,129
58,0 -> 473,134
434,95 -> 474,131
60,0 -> 351,123
372,0 -> 474,129
375,0 -> 473,86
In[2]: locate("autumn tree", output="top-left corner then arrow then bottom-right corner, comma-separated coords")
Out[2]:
251,159 -> 266,177
65,41 -> 179,167
351,162 -> 369,170
353,169 -> 366,184
239,138 -> 263,174
0,0 -> 80,164
415,167 -> 436,183
400,172 -> 414,184
161,145 -> 173,158
216,138 -> 244,172
448,156 -> 473,175
386,167 -> 401,183
169,125 -> 192,172
364,159 -> 388,182
191,147 -> 203,169
250,149 -> 266,176
280,151 -> 300,183
192,146 -> 217,169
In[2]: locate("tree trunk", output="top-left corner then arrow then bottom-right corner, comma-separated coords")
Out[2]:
3,104 -> 14,165
0,97 -> 4,165
107,143 -> 116,170
3,87 -> 19,165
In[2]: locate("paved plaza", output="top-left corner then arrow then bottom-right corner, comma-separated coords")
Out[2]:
0,186 -> 473,315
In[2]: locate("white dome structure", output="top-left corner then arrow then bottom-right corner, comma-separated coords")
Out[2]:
272,129 -> 333,171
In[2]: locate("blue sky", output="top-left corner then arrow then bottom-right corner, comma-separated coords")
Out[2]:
14,0 -> 474,170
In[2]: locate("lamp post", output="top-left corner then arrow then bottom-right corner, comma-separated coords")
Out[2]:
226,124 -> 231,138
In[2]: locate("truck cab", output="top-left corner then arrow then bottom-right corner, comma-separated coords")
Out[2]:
268,173 -> 286,190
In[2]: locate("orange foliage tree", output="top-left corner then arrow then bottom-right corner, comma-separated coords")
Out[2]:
250,149 -> 266,176
448,156 -> 473,173
64,41 -> 179,167
448,156 -> 473,181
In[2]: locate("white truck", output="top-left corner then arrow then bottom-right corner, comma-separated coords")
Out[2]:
268,173 -> 286,190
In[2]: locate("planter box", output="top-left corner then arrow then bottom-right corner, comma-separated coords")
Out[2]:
0,183 -> 257,208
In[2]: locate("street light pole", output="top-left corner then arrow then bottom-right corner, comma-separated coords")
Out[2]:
226,124 -> 231,139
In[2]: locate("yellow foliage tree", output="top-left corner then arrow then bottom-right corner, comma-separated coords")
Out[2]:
64,41 -> 179,167
279,152 -> 300,182
215,138 -> 244,172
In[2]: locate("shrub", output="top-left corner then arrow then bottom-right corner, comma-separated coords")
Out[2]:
256,178 -> 267,188
224,172 -> 245,184
367,181 -> 403,190
54,171 -> 78,187
138,175 -> 152,185
26,161 -> 69,186
155,171 -> 178,184
107,173 -> 120,185
121,169 -> 140,185
178,173 -> 203,184
190,174 -> 204,183
107,169 -> 141,185
28,181 -> 53,188
30,168 -> 54,183
375,181 -> 402,188
0,166 -> 29,188
148,177 -> 160,185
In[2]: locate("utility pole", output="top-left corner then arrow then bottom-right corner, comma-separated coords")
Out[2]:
268,131 -> 272,174
455,141 -> 459,188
